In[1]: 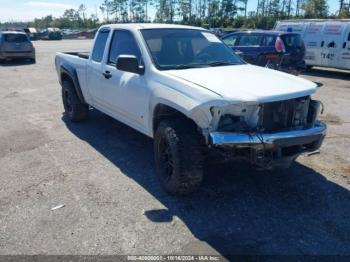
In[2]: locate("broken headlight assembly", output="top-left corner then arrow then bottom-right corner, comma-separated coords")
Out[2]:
209,103 -> 261,133
209,96 -> 323,134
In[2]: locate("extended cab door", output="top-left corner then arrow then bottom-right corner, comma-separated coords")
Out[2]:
99,29 -> 149,133
338,26 -> 350,70
87,28 -> 111,104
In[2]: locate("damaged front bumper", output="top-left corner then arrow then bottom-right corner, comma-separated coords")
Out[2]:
209,121 -> 326,148
208,121 -> 326,169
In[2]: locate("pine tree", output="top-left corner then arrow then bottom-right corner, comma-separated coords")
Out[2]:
302,0 -> 328,18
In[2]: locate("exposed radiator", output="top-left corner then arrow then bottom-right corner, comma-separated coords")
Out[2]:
259,96 -> 310,133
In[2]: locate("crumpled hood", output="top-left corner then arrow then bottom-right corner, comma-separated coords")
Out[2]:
166,64 -> 317,103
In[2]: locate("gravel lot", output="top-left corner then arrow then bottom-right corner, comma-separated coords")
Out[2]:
0,40 -> 349,257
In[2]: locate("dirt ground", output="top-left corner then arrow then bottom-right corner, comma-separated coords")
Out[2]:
0,40 -> 349,257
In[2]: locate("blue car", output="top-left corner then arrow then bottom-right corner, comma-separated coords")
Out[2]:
221,30 -> 306,74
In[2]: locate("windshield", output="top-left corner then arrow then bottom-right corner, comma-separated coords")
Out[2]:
141,29 -> 244,70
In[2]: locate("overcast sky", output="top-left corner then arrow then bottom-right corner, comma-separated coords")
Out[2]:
0,0 -> 340,23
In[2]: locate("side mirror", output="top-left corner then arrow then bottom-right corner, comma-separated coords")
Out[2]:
116,55 -> 144,75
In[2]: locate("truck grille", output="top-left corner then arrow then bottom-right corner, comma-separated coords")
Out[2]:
259,96 -> 311,133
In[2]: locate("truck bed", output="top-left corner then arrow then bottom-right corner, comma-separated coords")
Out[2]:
55,52 -> 90,102
63,52 -> 90,59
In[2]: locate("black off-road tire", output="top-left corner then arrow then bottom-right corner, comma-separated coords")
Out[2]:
62,79 -> 89,122
154,119 -> 204,195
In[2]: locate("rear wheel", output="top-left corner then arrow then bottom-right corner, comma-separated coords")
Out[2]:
62,79 -> 89,122
154,119 -> 204,195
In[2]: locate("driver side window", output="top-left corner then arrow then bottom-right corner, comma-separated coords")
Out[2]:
108,30 -> 142,64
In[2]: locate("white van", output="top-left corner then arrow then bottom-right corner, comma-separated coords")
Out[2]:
275,19 -> 350,70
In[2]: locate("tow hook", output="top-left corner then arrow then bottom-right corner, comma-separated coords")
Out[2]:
250,148 -> 274,170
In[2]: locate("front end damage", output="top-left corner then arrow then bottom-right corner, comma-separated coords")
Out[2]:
198,96 -> 326,169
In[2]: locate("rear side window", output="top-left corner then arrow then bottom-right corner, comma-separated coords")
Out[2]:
108,30 -> 141,64
261,35 -> 276,46
91,29 -> 110,62
222,34 -> 238,46
280,34 -> 303,49
237,34 -> 260,46
4,34 -> 29,42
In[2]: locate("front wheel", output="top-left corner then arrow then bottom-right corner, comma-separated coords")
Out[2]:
154,119 -> 204,195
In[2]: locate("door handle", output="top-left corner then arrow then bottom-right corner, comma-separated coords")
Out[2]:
102,71 -> 112,79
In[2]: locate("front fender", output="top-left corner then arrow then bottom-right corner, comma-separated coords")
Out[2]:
149,81 -> 231,134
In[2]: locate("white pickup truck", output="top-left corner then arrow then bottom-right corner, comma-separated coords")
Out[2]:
55,24 -> 326,195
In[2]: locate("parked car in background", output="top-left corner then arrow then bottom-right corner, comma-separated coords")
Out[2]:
61,29 -> 80,39
24,27 -> 38,40
221,31 -> 306,74
61,29 -> 74,39
38,28 -> 63,40
77,29 -> 98,39
0,31 -> 35,62
275,19 -> 350,71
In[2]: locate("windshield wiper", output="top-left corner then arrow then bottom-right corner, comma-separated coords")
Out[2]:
207,61 -> 239,67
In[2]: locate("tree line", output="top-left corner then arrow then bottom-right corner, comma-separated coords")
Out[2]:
99,0 -> 349,28
1,0 -> 349,30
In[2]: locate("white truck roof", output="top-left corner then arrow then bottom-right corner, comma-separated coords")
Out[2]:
100,23 -> 205,31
